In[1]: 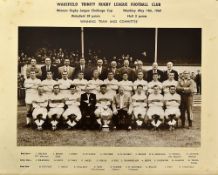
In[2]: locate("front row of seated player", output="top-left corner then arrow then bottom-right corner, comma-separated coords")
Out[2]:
30,83 -> 181,131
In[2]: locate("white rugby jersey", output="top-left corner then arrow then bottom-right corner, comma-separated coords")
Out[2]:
133,79 -> 148,91
162,80 -> 178,94
104,79 -> 119,91
72,79 -> 88,91
65,93 -> 80,107
42,79 -> 57,94
119,80 -> 133,92
24,78 -> 41,94
132,93 -> 147,108
49,93 -> 65,108
148,80 -> 163,93
96,92 -> 113,107
164,93 -> 181,108
88,79 -> 104,94
58,79 -> 72,90
148,93 -> 164,107
32,93 -> 48,108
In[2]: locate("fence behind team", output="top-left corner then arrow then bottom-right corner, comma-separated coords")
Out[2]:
17,27 -> 201,146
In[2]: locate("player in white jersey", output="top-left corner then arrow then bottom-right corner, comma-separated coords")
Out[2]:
103,71 -> 119,97
48,84 -> 65,130
24,71 -> 41,126
147,85 -> 164,130
164,85 -> 181,131
72,72 -> 88,94
95,84 -> 113,129
132,84 -> 148,128
162,72 -> 178,94
32,85 -> 48,130
58,71 -> 72,96
119,73 -> 133,97
41,71 -> 57,97
133,71 -> 148,94
62,85 -> 82,129
148,73 -> 163,94
88,69 -> 103,94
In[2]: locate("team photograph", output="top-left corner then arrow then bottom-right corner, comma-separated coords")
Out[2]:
17,27 -> 201,146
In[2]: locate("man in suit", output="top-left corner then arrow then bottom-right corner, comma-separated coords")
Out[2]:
147,62 -> 164,82
112,86 -> 133,130
26,58 -> 42,79
41,57 -> 58,80
118,59 -> 135,81
195,69 -> 201,94
134,60 -> 147,81
58,58 -> 75,79
163,62 -> 179,81
108,61 -> 121,81
177,70 -> 195,129
93,59 -> 108,80
74,58 -> 91,80
79,85 -> 98,130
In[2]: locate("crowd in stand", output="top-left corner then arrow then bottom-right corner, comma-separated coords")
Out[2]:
17,48 -> 201,132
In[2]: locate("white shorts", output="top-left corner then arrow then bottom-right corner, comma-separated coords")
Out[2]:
32,107 -> 47,120
133,107 -> 147,120
48,107 -> 64,119
95,106 -> 113,120
165,107 -> 181,119
147,106 -> 164,120
62,106 -> 82,121
25,92 -> 37,104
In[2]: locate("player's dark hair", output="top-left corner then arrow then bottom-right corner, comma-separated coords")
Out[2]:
137,84 -> 143,88
70,84 -> 76,89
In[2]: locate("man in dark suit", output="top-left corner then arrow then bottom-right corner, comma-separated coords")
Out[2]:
147,62 -> 164,82
93,59 -> 108,80
79,85 -> 98,130
107,61 -> 121,81
163,62 -> 179,81
118,59 -> 135,81
41,57 -> 58,80
74,58 -> 91,80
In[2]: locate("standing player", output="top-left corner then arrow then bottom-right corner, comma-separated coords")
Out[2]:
62,85 -> 81,129
148,73 -> 163,94
48,84 -> 65,130
58,71 -> 73,97
132,84 -> 148,128
88,69 -> 104,94
147,85 -> 164,130
32,85 -> 48,130
41,71 -> 57,97
162,72 -> 178,94
104,71 -> 119,97
164,85 -> 181,131
72,72 -> 88,94
95,84 -> 113,130
119,73 -> 133,97
24,71 -> 41,126
133,71 -> 148,94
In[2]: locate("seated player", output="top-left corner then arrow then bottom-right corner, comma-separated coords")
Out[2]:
118,73 -> 133,97
72,72 -> 88,94
148,73 -> 163,94
62,85 -> 82,129
88,69 -> 104,94
147,85 -> 164,130
31,85 -> 48,130
162,72 -> 178,94
112,86 -> 133,130
164,85 -> 181,131
132,84 -> 147,128
58,71 -> 72,96
41,71 -> 57,96
133,71 -> 148,94
24,71 -> 41,126
48,84 -> 65,130
104,71 -> 119,97
95,84 -> 113,130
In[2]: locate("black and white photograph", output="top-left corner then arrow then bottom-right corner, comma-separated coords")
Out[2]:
17,27 -> 201,147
